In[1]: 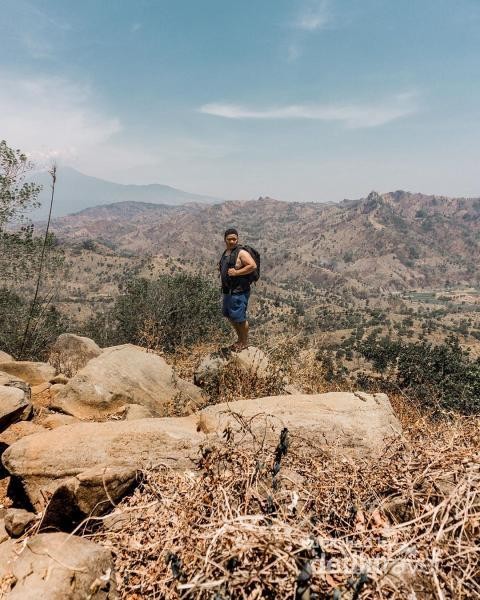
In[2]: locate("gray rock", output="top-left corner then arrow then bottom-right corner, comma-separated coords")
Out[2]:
4,508 -> 36,538
0,532 -> 117,598
49,334 -> 102,377
0,361 -> 55,386
0,386 -> 32,433
50,344 -> 204,420
194,346 -> 270,387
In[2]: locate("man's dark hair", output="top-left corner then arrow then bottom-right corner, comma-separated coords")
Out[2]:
224,228 -> 239,239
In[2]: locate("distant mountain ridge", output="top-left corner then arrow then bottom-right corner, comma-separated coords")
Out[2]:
50,190 -> 480,292
30,167 -> 224,219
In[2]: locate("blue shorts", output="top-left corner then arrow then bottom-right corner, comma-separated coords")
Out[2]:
222,291 -> 250,323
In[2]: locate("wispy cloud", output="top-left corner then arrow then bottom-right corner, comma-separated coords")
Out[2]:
199,93 -> 419,128
1,0 -> 71,60
294,0 -> 330,31
0,72 -> 121,166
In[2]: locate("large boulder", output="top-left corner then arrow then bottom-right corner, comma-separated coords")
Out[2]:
194,346 -> 270,387
0,371 -> 29,392
3,392 -> 400,515
0,533 -> 117,598
0,421 -> 45,446
0,519 -> 7,544
0,361 -> 55,386
2,417 -> 204,511
0,351 -> 13,362
0,386 -> 32,433
50,344 -> 203,420
43,466 -> 138,530
201,391 -> 402,454
49,333 -> 102,377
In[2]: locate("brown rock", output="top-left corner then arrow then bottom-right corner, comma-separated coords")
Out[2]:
49,333 -> 102,377
0,519 -> 8,544
43,465 -> 138,529
123,403 -> 155,420
2,391 -> 401,516
0,421 -> 45,446
0,351 -> 13,362
49,383 -> 65,396
50,374 -> 69,385
39,413 -> 79,429
31,382 -> 51,395
0,386 -> 32,433
0,532 -> 117,598
2,416 -> 203,511
194,346 -> 270,387
0,361 -> 55,386
4,508 -> 36,537
50,344 -> 203,420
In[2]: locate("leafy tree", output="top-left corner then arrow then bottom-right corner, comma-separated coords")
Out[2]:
0,140 -> 41,228
0,141 -> 67,359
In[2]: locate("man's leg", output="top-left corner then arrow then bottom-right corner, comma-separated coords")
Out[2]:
236,320 -> 249,348
231,320 -> 248,349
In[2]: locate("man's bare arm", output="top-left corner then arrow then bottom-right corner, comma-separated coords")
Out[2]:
228,249 -> 256,276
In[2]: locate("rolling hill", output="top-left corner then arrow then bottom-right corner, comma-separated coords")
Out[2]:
50,190 -> 480,293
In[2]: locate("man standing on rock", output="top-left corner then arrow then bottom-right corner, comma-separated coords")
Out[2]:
219,228 -> 257,351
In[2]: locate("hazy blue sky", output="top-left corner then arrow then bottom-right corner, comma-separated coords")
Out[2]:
1,0 -> 479,201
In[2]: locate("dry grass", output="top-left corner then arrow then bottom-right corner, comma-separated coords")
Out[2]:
166,338 -> 349,413
87,396 -> 480,599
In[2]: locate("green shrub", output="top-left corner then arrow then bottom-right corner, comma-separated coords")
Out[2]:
85,273 -> 227,352
357,334 -> 480,414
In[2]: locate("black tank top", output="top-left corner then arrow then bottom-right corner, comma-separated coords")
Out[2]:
220,248 -> 250,294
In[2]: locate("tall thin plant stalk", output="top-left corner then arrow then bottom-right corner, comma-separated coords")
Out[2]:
20,164 -> 57,358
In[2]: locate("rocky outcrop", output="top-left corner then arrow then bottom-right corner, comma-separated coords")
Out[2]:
194,346 -> 271,387
123,403 -> 155,420
3,391 -> 400,516
4,508 -> 36,538
0,361 -> 55,386
0,351 -> 13,362
0,386 -> 32,433
0,519 -> 7,544
50,344 -> 203,420
0,372 -> 29,392
38,413 -> 79,429
2,416 -> 203,511
0,421 -> 45,446
43,466 -> 138,529
0,533 -> 117,598
49,333 -> 102,377
202,391 -> 402,454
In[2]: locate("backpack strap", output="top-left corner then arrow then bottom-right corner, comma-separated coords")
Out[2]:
227,245 -> 242,268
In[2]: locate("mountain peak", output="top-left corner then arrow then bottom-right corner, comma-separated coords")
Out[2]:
29,167 -> 225,220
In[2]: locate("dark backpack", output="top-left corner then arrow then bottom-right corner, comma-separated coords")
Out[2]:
227,244 -> 261,284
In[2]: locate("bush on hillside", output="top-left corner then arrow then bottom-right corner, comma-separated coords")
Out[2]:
356,333 -> 480,414
84,273 -> 227,352
0,287 -> 67,360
